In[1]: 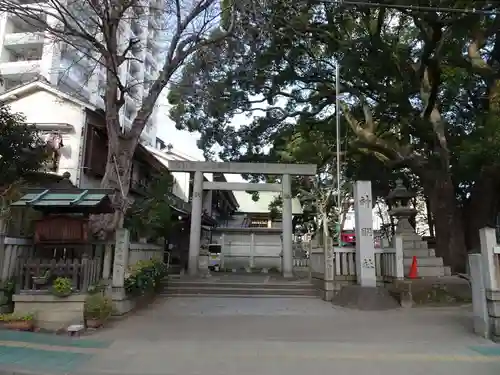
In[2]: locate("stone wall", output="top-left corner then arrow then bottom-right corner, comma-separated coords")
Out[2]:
13,293 -> 86,330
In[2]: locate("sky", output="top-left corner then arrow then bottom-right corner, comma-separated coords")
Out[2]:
155,93 -> 245,182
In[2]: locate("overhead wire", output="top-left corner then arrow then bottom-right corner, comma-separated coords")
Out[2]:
325,0 -> 500,15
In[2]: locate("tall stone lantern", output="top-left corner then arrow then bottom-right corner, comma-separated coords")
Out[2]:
387,179 -> 417,235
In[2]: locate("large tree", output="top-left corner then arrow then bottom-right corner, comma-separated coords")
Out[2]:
0,105 -> 47,213
169,1 -> 500,272
0,0 -> 264,231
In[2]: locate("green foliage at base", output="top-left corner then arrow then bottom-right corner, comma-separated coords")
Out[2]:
124,259 -> 168,296
84,294 -> 114,320
0,312 -> 35,322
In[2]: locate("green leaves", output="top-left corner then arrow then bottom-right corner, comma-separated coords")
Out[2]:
124,172 -> 174,240
169,1 -> 500,218
0,105 -> 47,188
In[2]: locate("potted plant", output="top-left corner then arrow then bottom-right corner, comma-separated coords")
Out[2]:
32,270 -> 51,285
84,294 -> 114,329
0,279 -> 16,313
50,277 -> 73,297
0,313 -> 35,331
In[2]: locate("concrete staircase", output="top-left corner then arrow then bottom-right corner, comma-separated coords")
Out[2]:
402,233 -> 451,277
161,276 -> 319,298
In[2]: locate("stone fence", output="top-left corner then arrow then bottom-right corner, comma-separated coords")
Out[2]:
469,227 -> 500,342
306,235 -> 404,300
0,234 -> 164,285
0,236 -> 32,282
16,256 -> 101,293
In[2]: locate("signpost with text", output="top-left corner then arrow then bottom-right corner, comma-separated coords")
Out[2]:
354,180 -> 377,287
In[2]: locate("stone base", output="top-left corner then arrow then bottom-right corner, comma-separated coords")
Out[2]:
110,287 -> 156,315
13,293 -> 86,330
390,277 -> 471,306
321,289 -> 335,302
487,290 -> 500,340
331,285 -> 400,311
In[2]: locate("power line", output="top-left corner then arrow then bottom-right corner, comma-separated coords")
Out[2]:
330,1 -> 500,15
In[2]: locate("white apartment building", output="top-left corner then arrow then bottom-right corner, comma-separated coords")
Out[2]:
0,0 -> 165,146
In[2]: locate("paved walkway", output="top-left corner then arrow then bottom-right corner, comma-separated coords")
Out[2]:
0,297 -> 499,374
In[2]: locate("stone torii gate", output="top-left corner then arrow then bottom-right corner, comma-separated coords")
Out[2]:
168,161 -> 317,277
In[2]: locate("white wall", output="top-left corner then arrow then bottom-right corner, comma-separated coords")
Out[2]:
212,230 -> 282,270
7,89 -> 87,187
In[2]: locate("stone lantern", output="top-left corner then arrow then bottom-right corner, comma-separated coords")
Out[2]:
387,179 -> 417,235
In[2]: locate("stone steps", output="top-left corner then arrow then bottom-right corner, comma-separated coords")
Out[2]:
403,240 -> 428,249
404,248 -> 436,257
160,293 -> 316,298
161,279 -> 319,298
403,257 -> 443,267
402,236 -> 449,277
403,265 -> 451,277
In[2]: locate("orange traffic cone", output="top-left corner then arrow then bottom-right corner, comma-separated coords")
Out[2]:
409,256 -> 418,279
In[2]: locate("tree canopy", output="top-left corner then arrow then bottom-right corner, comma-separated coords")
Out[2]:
0,105 -> 47,188
169,1 -> 500,271
124,172 -> 175,241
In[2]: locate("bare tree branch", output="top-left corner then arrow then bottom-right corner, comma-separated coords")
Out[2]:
0,0 -> 257,232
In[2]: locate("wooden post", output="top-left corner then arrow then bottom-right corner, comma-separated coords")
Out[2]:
250,233 -> 255,269
220,233 -> 225,270
81,253 -> 90,292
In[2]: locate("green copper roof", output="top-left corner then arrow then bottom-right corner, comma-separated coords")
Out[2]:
10,188 -> 114,213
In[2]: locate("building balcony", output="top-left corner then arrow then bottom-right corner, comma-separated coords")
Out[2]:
0,60 -> 41,78
3,32 -> 44,51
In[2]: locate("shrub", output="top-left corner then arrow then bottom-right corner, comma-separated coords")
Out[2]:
0,312 -> 35,322
124,258 -> 168,296
84,294 -> 114,321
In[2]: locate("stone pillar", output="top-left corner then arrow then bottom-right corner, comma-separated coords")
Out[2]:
469,254 -> 490,339
323,237 -> 335,301
0,235 -> 9,282
102,243 -> 113,279
203,190 -> 213,216
112,229 -> 130,288
354,181 -> 376,287
479,227 -> 499,290
282,173 -> 293,278
188,170 -> 203,276
249,233 -> 255,269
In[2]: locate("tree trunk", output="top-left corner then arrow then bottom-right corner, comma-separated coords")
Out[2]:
425,195 -> 434,237
92,136 -> 134,238
422,172 -> 467,273
463,167 -> 500,251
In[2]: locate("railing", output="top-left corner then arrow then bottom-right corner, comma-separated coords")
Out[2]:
307,235 -> 404,281
0,236 -> 33,281
293,258 -> 309,268
16,255 -> 101,293
128,242 -> 164,265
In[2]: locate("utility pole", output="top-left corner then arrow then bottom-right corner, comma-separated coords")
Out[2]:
335,63 -> 342,246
